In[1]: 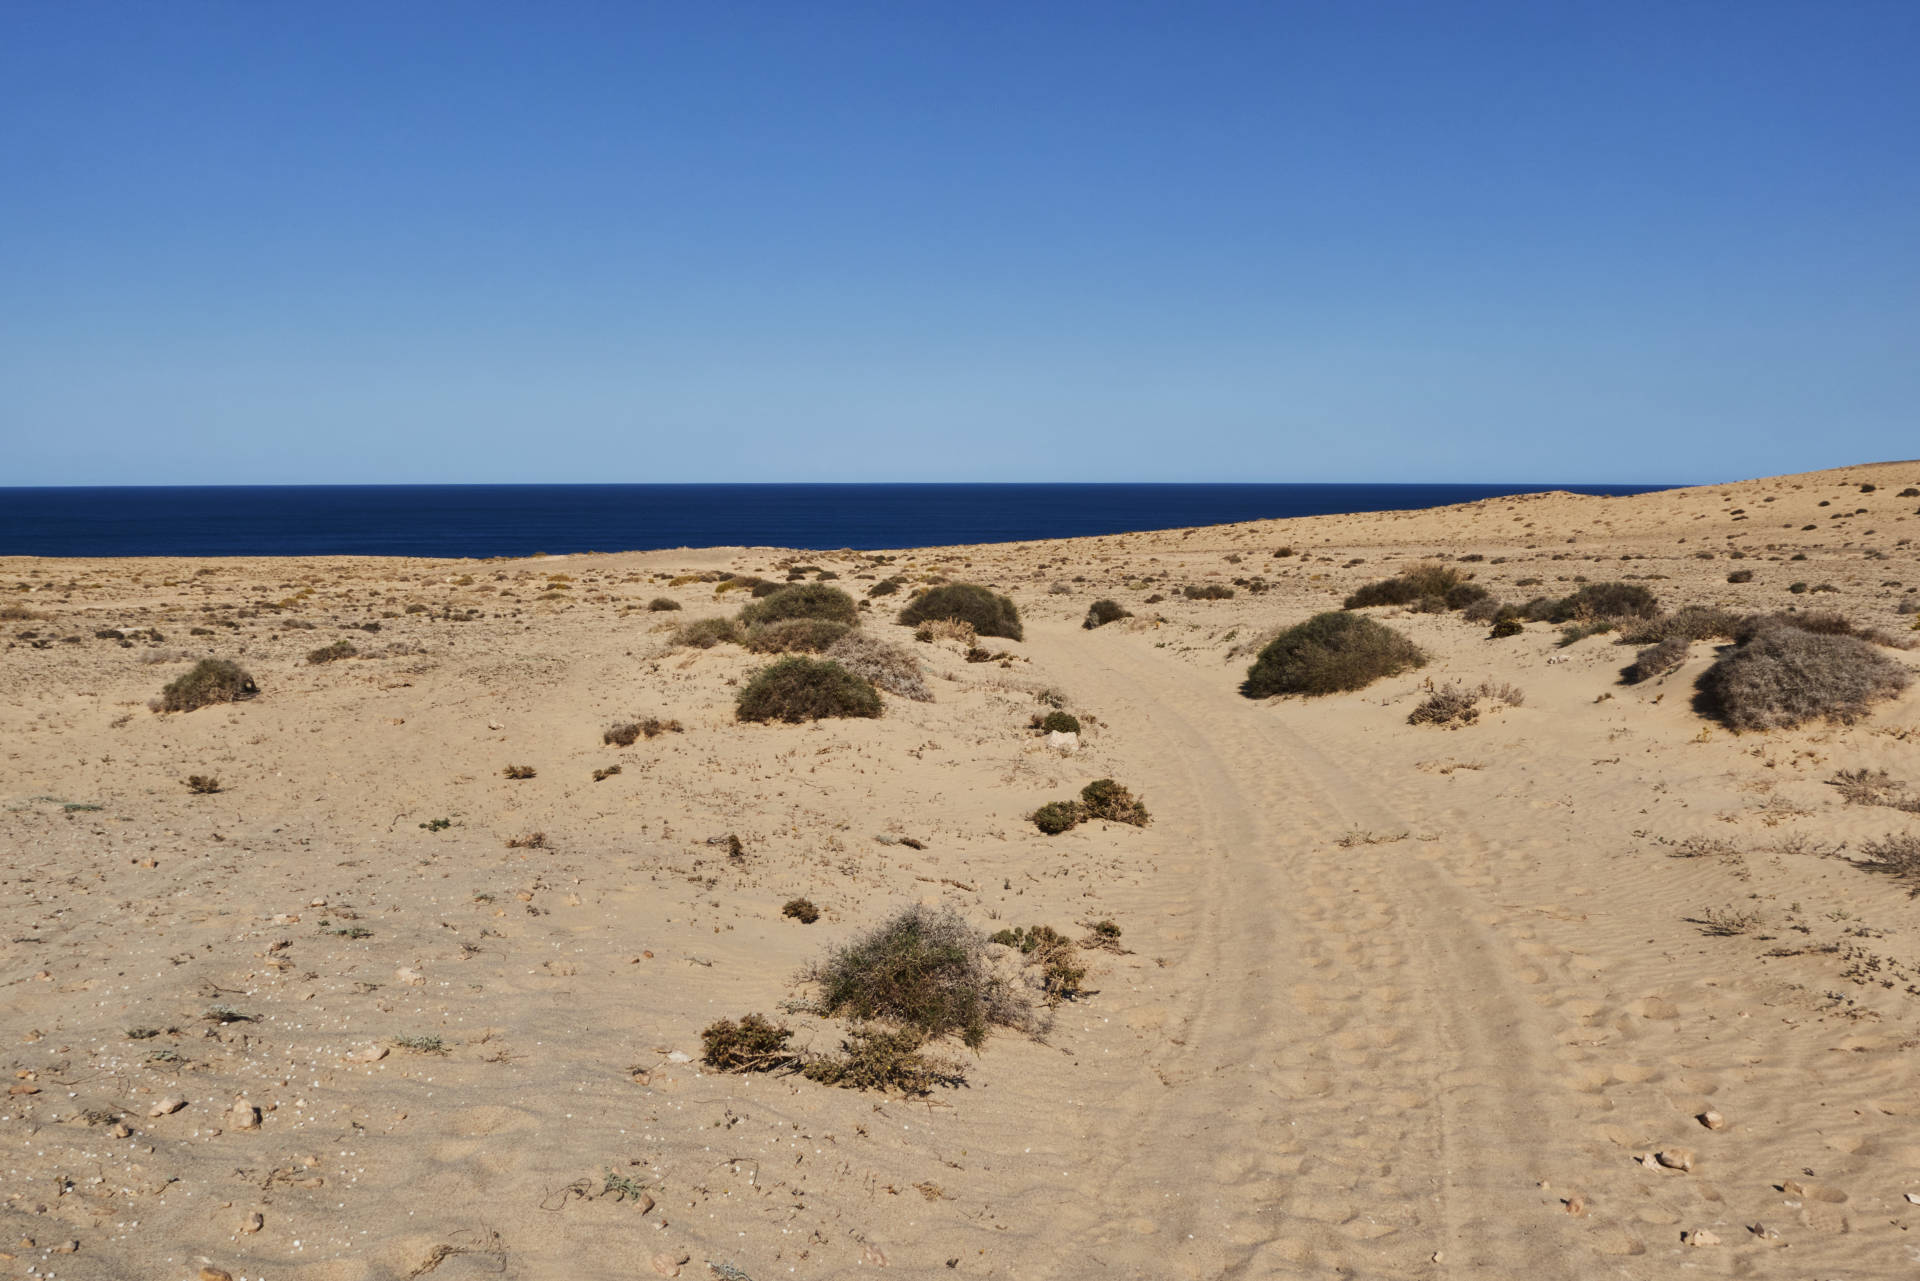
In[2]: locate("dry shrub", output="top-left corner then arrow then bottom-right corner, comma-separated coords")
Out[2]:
1079,778 -> 1149,825
505,831 -> 549,849
1030,800 -> 1084,835
1036,710 -> 1080,734
798,1025 -> 964,1093
1408,683 -> 1480,727
1855,834 -> 1920,891
1083,599 -> 1130,629
646,596 -> 682,611
307,639 -> 357,665
804,905 -> 1027,1049
157,658 -> 257,712
1182,583 -> 1234,600
503,763 -> 537,779
914,617 -> 976,647
603,722 -> 641,747
735,656 -> 883,723
825,630 -> 932,701
1736,610 -> 1912,650
1344,562 -> 1466,609
743,617 -> 852,653
866,578 -> 901,597
738,582 -> 858,627
700,1014 -> 800,1073
1243,612 -> 1426,698
1625,635 -> 1690,684
989,924 -> 1086,1002
782,897 -> 821,923
1830,769 -> 1920,812
898,583 -> 1023,641
1620,606 -> 1742,645
184,774 -> 222,794
671,617 -> 743,649
1696,620 -> 1911,730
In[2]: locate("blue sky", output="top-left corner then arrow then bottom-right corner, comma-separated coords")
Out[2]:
3,2 -> 1915,484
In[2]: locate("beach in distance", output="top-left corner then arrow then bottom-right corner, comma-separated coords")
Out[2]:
3,462 -> 1918,1280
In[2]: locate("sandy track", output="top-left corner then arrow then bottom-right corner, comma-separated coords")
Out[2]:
1028,625 -> 1579,1278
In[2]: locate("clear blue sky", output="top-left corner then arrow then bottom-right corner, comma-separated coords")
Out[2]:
4,1 -> 1915,485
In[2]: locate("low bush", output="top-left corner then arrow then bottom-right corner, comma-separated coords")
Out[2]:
1408,683 -> 1480,727
1855,833 -> 1920,890
798,1024 -> 963,1093
866,579 -> 901,597
804,905 -> 1026,1048
736,657 -> 883,723
1727,569 -> 1754,584
647,596 -> 682,611
743,617 -> 853,653
1030,800 -> 1084,835
1625,635 -> 1690,684
1562,582 -> 1660,619
1620,606 -> 1742,645
503,764 -> 536,779
1489,617 -> 1525,639
1080,778 -> 1149,825
1344,562 -> 1466,610
782,897 -> 821,924
1696,619 -> 1911,730
1182,583 -> 1234,600
307,639 -> 357,665
672,617 -> 743,649
913,617 -> 976,647
701,1014 -> 800,1073
738,582 -> 859,627
825,630 -> 932,701
898,583 -> 1023,641
157,659 -> 257,712
185,774 -> 222,794
1243,612 -> 1426,698
1037,710 -> 1081,735
1084,599 -> 1130,629
604,722 -> 641,747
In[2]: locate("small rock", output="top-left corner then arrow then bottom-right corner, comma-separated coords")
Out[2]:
1637,996 -> 1679,1020
1749,1222 -> 1780,1239
665,1051 -> 692,1064
344,1043 -> 388,1063
1563,1195 -> 1586,1216
6,1084 -> 38,1096
241,1212 -> 263,1234
1683,1229 -> 1720,1247
1045,730 -> 1078,753
395,966 -> 425,986
1697,1110 -> 1725,1131
862,1243 -> 889,1266
231,1101 -> 260,1130
1656,1148 -> 1695,1172
109,1123 -> 132,1138
201,1268 -> 235,1281
1781,1179 -> 1806,1197
649,1249 -> 687,1276
309,897 -> 327,907
270,913 -> 300,925
148,1097 -> 186,1117
53,1240 -> 78,1253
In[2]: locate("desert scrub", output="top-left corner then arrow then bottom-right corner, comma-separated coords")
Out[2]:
1696,618 -> 1911,730
782,897 -> 821,923
646,596 -> 683,611
803,905 -> 1027,1048
502,764 -> 537,779
1083,599 -> 1130,629
866,578 -> 901,597
604,722 -> 642,747
742,617 -> 852,654
1624,635 -> 1690,684
824,630 -> 932,701
735,656 -> 883,723
184,774 -> 222,794
1079,778 -> 1149,825
156,658 -> 257,712
1489,617 -> 1524,638
701,1014 -> 800,1073
1407,683 -> 1481,727
798,1024 -> 963,1093
1181,583 -> 1235,600
737,582 -> 858,627
1243,612 -> 1426,698
1036,710 -> 1080,735
306,637 -> 357,664
1343,562 -> 1467,610
897,583 -> 1023,641
1030,800 -> 1084,834
989,924 -> 1087,1002
671,617 -> 743,649
1619,606 -> 1742,644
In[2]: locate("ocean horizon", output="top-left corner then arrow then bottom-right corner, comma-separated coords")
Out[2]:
0,482 -> 1676,559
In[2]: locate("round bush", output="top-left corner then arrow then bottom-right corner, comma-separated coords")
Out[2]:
1624,635 -> 1689,684
1243,612 -> 1426,698
1489,617 -> 1524,639
1561,582 -> 1660,619
1038,710 -> 1081,735
647,596 -> 683,611
1030,800 -> 1084,835
826,630 -> 932,701
738,582 -> 858,627
1083,599 -> 1130,629
672,617 -> 743,649
897,584 -> 1023,641
805,905 -> 1025,1048
1696,621 -> 1910,730
735,657 -> 883,723
743,618 -> 853,654
158,658 -> 257,712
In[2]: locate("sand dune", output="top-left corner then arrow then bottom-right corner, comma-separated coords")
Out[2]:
4,460 -> 1919,1279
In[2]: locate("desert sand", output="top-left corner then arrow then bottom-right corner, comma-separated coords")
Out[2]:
4,460 -> 1920,1281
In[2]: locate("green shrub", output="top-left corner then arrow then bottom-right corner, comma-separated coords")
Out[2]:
738,582 -> 858,627
672,617 -> 743,648
647,596 -> 683,611
824,630 -> 932,701
306,639 -> 357,665
1624,636 -> 1689,684
1696,619 -> 1911,730
1084,599 -> 1130,629
1030,800 -> 1085,835
157,659 -> 257,712
1344,563 -> 1466,609
1243,612 -> 1426,698
1489,617 -> 1524,639
898,583 -> 1023,641
701,1014 -> 799,1072
743,617 -> 853,653
1038,710 -> 1081,735
736,657 -> 883,723
804,905 -> 1025,1048
797,1024 -> 962,1093
1080,778 -> 1149,826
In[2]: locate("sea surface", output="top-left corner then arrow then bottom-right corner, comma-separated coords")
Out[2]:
0,483 -> 1673,559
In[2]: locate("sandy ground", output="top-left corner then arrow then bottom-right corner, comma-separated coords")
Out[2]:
4,459 -> 1920,1281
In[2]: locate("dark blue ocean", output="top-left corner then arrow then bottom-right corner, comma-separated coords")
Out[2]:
0,484 -> 1672,559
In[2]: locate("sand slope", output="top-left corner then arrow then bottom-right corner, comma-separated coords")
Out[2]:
4,461 -> 1919,1279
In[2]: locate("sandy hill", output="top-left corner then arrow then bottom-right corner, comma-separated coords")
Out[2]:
3,462 -> 1918,1280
